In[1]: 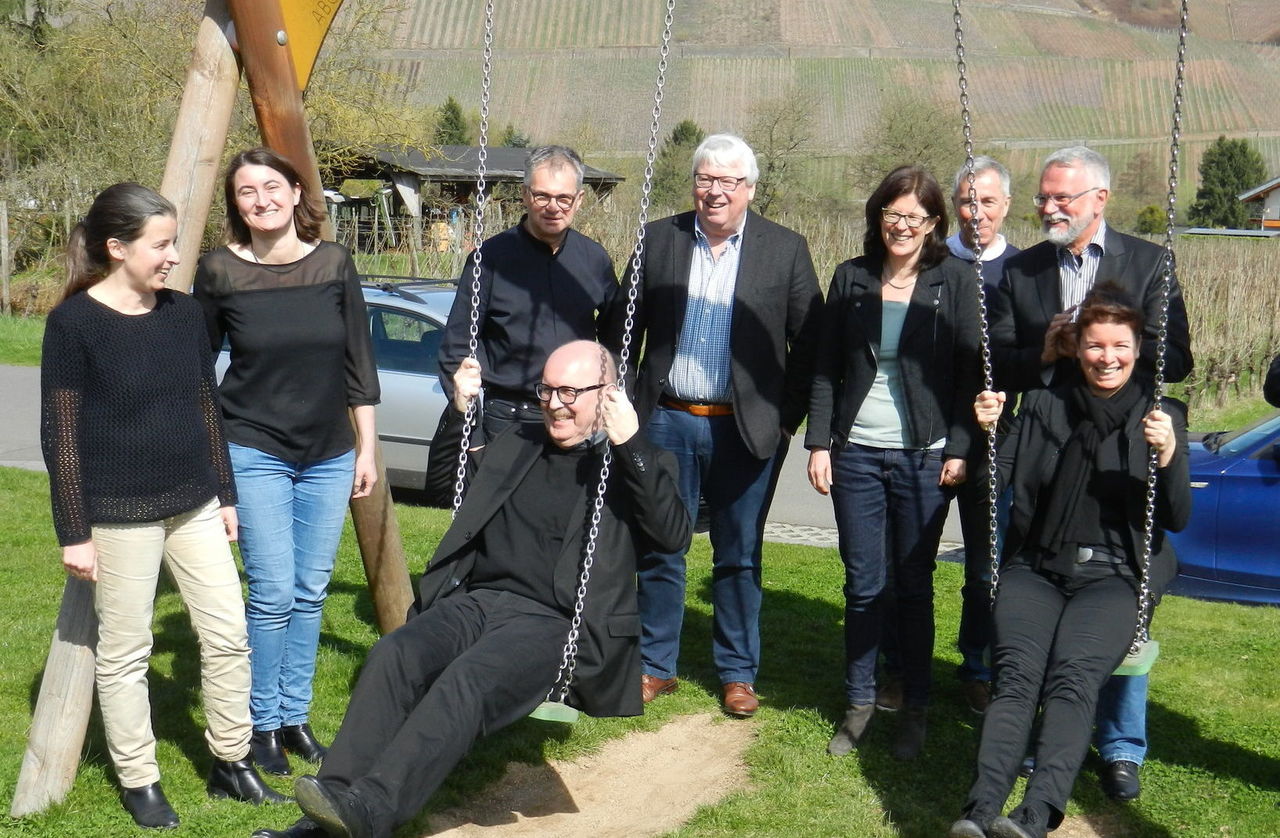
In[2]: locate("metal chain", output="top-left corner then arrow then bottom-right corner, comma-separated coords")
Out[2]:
546,0 -> 676,703
953,0 -> 1002,605
451,0 -> 496,517
1133,0 -> 1188,655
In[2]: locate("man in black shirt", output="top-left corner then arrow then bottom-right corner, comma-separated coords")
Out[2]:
251,340 -> 689,838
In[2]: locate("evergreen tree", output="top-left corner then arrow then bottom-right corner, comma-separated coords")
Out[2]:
434,96 -> 470,146
1188,136 -> 1267,228
498,123 -> 530,148
649,119 -> 705,211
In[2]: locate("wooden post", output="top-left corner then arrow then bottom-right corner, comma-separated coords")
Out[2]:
9,580 -> 98,817
160,0 -> 241,293
1,198 -> 10,315
351,442 -> 412,633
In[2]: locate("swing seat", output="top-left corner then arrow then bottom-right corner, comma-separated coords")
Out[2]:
1113,638 -> 1159,676
528,700 -> 580,723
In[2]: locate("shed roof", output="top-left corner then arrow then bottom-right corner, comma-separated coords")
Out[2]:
367,145 -> 624,188
1238,175 -> 1280,202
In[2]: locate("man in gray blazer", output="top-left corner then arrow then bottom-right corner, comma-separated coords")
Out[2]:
987,145 -> 1193,803
604,134 -> 822,717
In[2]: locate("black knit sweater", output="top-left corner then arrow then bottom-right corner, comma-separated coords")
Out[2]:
40,290 -> 237,546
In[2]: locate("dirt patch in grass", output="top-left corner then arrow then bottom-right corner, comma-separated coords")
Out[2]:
424,714 -> 755,837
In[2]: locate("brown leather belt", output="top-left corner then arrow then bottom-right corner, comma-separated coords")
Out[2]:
660,394 -> 734,417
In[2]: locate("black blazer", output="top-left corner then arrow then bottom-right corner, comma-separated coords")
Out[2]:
997,387 -> 1192,596
1265,353 -> 1280,408
804,255 -> 981,459
604,210 -> 823,460
413,423 -> 690,717
989,226 -> 1193,395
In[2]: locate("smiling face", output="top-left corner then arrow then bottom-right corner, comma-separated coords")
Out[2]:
880,193 -> 937,269
692,159 -> 755,239
953,169 -> 1010,250
1078,320 -> 1138,396
1039,163 -> 1107,251
232,163 -> 301,241
522,162 -> 583,246
107,214 -> 179,292
540,343 -> 610,449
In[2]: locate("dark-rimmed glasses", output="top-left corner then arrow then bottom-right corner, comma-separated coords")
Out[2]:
881,208 -> 934,228
1032,186 -> 1101,209
526,190 -> 579,210
534,382 -> 606,405
693,174 -> 748,192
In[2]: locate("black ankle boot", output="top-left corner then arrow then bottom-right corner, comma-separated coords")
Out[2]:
121,782 -> 180,829
252,728 -> 292,775
207,758 -> 291,805
281,723 -> 328,763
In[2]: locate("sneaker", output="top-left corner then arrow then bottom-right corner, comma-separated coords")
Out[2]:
892,706 -> 927,761
826,704 -> 875,756
875,677 -> 903,712
962,680 -> 991,714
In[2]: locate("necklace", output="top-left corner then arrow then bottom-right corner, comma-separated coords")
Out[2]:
883,276 -> 916,289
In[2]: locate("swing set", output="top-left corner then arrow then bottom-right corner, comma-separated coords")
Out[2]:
11,0 -> 1190,816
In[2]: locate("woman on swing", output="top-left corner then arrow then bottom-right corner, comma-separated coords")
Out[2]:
950,284 -> 1190,838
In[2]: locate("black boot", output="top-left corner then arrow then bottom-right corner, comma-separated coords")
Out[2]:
121,782 -> 180,830
892,706 -> 927,761
294,775 -> 375,838
207,758 -> 291,805
990,803 -> 1050,838
281,723 -> 329,763
948,800 -> 1000,838
252,728 -> 292,776
251,816 -> 326,838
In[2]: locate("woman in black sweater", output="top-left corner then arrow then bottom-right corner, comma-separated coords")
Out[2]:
40,183 -> 283,829
950,286 -> 1190,838
805,166 -> 981,760
194,148 -> 380,777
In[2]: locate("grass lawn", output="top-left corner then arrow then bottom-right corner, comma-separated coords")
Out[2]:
1,467 -> 1277,836
0,315 -> 44,366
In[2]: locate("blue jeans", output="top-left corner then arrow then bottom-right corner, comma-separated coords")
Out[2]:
230,442 -> 355,730
831,443 -> 950,707
638,407 -> 782,685
1095,673 -> 1148,765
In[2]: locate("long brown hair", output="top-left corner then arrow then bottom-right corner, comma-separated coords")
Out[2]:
222,147 -> 324,245
62,183 -> 176,302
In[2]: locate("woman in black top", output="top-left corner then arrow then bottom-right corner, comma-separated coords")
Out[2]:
194,149 -> 380,777
40,183 -> 283,829
950,286 -> 1190,838
806,167 -> 980,761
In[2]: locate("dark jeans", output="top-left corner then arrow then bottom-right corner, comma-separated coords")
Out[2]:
966,560 -> 1139,827
638,406 -> 784,684
317,589 -> 569,836
830,443 -> 951,707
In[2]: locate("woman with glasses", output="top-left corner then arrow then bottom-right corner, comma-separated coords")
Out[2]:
193,147 -> 380,778
806,165 -> 981,760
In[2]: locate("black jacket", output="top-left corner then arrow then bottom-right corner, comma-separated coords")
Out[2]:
805,255 -> 981,458
413,423 -> 690,717
603,210 -> 823,460
997,387 -> 1192,595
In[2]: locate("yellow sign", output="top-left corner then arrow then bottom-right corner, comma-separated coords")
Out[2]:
280,0 -> 345,90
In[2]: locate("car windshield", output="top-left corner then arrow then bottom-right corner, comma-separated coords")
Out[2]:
1206,410 -> 1280,456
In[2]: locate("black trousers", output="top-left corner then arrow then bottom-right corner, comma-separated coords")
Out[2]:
317,589 -> 569,836
965,560 -> 1138,825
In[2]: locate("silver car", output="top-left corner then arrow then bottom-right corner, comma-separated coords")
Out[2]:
217,278 -> 456,491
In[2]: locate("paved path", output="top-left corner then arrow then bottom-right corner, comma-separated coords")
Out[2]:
0,365 -> 42,472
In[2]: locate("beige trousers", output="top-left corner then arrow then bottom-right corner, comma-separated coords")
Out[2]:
92,498 -> 252,788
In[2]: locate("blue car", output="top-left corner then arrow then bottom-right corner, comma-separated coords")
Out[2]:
1168,410 -> 1280,605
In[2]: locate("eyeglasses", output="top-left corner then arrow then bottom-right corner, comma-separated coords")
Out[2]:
526,190 -> 579,210
534,382 -> 606,405
693,174 -> 748,192
880,208 -> 934,228
1032,186 -> 1101,209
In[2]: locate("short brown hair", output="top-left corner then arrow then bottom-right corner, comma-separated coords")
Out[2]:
1074,281 -> 1144,339
222,147 -> 325,245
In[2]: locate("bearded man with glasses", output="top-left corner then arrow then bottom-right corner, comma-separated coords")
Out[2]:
431,146 -> 620,503
602,133 -> 822,718
985,145 -> 1193,804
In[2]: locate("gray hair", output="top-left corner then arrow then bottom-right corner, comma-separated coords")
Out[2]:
952,155 -> 1012,199
1042,145 -> 1111,190
524,145 -> 585,190
690,134 -> 759,185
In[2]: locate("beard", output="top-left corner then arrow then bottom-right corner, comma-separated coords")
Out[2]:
1043,210 -> 1096,247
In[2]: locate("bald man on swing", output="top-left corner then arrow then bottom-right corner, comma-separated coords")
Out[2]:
251,341 -> 689,838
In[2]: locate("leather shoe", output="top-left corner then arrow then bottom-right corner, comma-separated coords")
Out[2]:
721,682 -> 759,717
251,816 -> 326,838
281,723 -> 328,763
252,728 -> 292,776
962,679 -> 991,714
989,803 -> 1049,838
207,758 -> 291,805
640,673 -> 678,703
121,782 -> 179,830
1102,759 -> 1141,801
948,801 -> 999,838
294,775 -> 373,838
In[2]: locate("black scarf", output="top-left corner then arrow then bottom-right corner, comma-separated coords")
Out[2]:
1031,378 -> 1147,576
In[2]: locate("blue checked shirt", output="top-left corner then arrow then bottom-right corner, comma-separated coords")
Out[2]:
667,216 -> 744,403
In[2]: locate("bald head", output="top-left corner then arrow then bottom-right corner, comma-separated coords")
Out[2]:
540,341 -> 617,449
